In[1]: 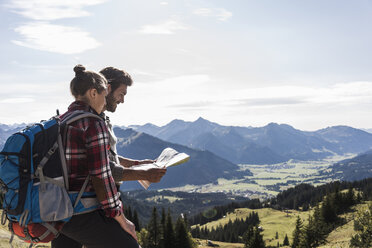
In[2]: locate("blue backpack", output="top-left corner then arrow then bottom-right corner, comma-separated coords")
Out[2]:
0,111 -> 101,245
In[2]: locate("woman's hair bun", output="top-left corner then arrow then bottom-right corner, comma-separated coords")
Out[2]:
73,64 -> 86,76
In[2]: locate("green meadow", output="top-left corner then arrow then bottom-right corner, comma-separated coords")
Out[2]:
194,202 -> 370,247
194,207 -> 309,247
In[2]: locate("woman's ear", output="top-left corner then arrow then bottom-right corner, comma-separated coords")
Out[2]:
87,88 -> 98,99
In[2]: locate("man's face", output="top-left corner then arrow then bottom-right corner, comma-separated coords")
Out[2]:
105,84 -> 128,112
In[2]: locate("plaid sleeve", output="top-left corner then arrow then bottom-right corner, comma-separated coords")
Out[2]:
85,118 -> 123,217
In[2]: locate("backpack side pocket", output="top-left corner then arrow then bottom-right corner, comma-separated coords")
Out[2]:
38,181 -> 73,222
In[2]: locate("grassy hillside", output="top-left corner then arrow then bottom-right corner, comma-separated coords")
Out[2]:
194,202 -> 370,247
319,202 -> 370,248
195,238 -> 244,247
195,207 -> 309,247
1,203 -> 369,248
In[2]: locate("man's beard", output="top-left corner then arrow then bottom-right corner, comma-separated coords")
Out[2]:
105,93 -> 118,112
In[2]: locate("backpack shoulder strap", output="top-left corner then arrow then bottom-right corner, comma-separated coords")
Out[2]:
62,110 -> 103,125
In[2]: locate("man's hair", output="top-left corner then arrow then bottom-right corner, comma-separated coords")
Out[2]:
99,67 -> 133,92
70,64 -> 107,98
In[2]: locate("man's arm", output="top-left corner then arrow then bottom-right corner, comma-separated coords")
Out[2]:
118,155 -> 154,167
113,165 -> 166,183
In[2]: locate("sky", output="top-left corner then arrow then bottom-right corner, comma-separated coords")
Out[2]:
1,0 -> 372,131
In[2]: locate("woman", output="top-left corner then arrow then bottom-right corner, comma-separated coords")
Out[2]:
52,65 -> 139,248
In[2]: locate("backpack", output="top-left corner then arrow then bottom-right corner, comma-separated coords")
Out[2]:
0,110 -> 102,246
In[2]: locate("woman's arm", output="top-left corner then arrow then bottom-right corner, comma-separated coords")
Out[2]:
114,214 -> 137,241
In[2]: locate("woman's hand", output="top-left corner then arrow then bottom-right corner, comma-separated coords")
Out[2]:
114,214 -> 138,241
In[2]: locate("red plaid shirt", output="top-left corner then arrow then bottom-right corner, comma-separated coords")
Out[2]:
60,101 -> 122,217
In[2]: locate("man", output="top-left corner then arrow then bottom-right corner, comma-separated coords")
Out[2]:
99,67 -> 167,184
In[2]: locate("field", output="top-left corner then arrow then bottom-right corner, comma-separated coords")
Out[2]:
1,202 -> 370,248
195,207 -> 309,247
169,155 -> 355,198
195,238 -> 244,248
194,201 -> 370,248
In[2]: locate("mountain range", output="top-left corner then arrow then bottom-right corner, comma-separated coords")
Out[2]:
129,118 -> 372,164
113,127 -> 248,189
1,119 -> 372,188
323,149 -> 372,181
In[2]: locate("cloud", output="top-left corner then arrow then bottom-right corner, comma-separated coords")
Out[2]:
5,0 -> 105,54
168,101 -> 214,109
139,20 -> 190,34
0,98 -> 34,104
160,1 -> 168,5
227,82 -> 372,108
152,80 -> 372,112
232,97 -> 307,107
5,0 -> 107,21
12,22 -> 101,54
193,8 -> 232,21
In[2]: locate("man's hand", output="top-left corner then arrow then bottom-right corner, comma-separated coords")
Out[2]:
138,159 -> 155,165
143,167 -> 167,183
118,156 -> 155,168
120,167 -> 167,182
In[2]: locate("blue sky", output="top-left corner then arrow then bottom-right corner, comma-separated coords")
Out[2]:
1,0 -> 372,130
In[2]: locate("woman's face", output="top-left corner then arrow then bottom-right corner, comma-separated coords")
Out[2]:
90,86 -> 108,114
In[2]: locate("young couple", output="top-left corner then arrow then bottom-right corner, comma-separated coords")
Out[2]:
51,65 -> 167,248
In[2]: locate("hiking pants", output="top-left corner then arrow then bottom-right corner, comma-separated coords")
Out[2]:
51,210 -> 139,248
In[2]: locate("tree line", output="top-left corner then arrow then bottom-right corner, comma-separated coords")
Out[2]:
189,198 -> 261,226
270,177 -> 372,210
291,187 -> 367,248
136,207 -> 196,248
191,211 -> 260,243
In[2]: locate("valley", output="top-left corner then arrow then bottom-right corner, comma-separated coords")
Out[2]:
167,154 -> 355,198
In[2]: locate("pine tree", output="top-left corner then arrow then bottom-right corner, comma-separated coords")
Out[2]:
300,206 -> 328,248
183,213 -> 190,231
164,210 -> 176,248
133,210 -> 141,232
127,205 -> 133,221
321,195 -> 337,224
159,208 -> 166,248
147,207 -> 160,248
356,192 -> 362,203
299,215 -> 316,248
332,186 -> 342,214
283,234 -> 289,246
175,216 -> 193,248
346,187 -> 355,207
291,216 -> 303,248
350,204 -> 372,248
244,226 -> 265,248
192,225 -> 201,239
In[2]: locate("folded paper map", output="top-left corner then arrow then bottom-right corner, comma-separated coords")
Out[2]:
131,147 -> 190,189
